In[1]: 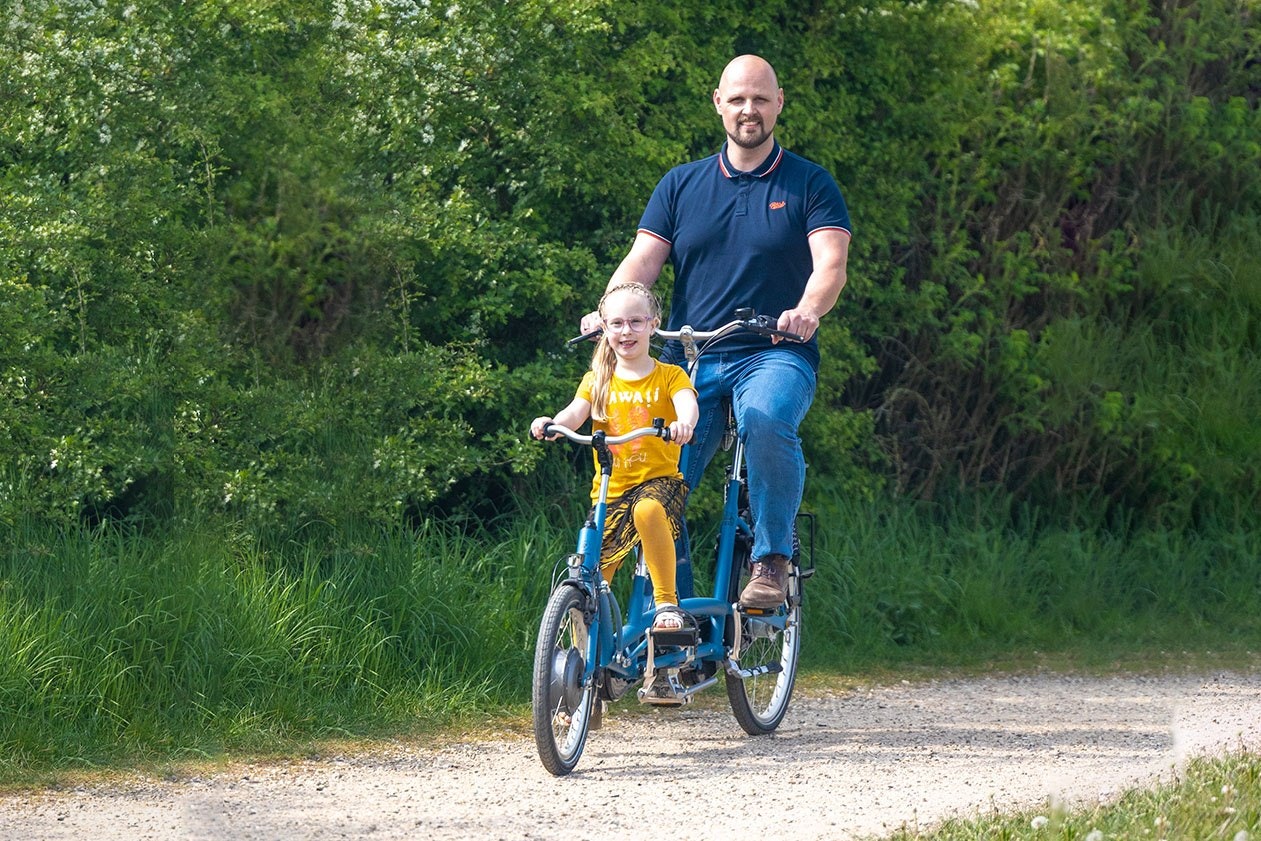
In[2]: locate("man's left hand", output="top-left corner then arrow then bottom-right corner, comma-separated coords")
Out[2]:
775,307 -> 821,343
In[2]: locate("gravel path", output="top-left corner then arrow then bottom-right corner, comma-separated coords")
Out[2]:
2,671 -> 1259,840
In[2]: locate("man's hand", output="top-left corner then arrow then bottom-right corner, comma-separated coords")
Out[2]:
775,307 -> 821,343
579,310 -> 602,336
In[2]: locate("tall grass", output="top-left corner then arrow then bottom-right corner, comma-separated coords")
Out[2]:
2,482 -> 1258,779
804,489 -> 1261,669
0,511 -> 565,778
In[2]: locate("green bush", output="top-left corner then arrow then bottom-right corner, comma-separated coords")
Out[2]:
2,0 -> 1257,530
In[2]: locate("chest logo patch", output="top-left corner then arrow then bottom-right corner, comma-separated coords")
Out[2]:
769,201 -> 786,210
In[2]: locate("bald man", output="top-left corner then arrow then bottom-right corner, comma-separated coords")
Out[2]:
585,55 -> 852,608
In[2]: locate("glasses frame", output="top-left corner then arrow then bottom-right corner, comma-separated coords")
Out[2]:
603,316 -> 655,334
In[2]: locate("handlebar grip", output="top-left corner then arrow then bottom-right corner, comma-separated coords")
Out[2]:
566,329 -> 603,346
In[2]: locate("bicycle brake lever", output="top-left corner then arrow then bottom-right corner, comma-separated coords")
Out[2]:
748,314 -> 804,343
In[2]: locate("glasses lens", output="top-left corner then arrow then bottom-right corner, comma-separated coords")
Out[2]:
606,317 -> 650,333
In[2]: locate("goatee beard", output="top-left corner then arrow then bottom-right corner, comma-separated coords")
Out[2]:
728,121 -> 770,149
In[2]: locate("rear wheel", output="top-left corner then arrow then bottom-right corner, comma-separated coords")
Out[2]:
532,585 -> 597,775
726,569 -> 801,735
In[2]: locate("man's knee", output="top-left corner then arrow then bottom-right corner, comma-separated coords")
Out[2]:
739,407 -> 798,441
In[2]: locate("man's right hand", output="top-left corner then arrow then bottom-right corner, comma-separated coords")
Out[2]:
579,309 -> 602,336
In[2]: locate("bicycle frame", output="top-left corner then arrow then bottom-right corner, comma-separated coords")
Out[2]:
532,309 -> 807,775
558,313 -> 800,693
556,426 -> 751,703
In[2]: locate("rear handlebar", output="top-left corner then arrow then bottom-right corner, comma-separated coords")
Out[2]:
567,308 -> 804,363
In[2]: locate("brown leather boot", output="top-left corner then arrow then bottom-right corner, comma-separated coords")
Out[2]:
739,554 -> 789,608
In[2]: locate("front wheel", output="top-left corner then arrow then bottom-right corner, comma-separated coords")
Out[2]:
726,570 -> 801,735
532,584 -> 598,776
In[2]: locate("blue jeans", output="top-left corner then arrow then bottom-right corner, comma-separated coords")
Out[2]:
675,348 -> 817,599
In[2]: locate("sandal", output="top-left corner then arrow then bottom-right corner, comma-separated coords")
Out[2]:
652,604 -> 690,633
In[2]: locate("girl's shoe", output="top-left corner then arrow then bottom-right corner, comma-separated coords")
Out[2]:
652,603 -> 690,632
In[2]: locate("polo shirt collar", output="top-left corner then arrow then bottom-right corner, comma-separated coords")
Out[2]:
717,140 -> 784,179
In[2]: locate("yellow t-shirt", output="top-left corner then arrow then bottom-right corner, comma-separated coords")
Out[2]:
577,361 -> 695,501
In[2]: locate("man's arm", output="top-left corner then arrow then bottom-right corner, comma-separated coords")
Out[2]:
609,231 -> 672,290
580,232 -> 672,333
775,229 -> 850,343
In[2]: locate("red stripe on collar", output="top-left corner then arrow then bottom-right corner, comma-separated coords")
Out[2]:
717,144 -> 783,179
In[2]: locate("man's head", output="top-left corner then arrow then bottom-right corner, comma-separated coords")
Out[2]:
713,55 -> 783,151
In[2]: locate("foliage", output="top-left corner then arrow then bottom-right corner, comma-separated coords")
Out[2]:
2,0 -> 1259,784
859,0 -> 1261,525
0,513 -> 556,774
2,488 -> 1259,776
3,0 -> 1258,529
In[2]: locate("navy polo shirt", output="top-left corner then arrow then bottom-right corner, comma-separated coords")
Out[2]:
638,140 -> 851,369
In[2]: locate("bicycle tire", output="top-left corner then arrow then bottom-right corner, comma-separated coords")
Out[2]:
532,584 -> 597,776
725,570 -> 802,735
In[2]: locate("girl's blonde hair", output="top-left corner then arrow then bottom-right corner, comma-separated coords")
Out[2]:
589,282 -> 662,421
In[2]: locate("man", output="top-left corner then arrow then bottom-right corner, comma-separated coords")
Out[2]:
582,54 -> 851,607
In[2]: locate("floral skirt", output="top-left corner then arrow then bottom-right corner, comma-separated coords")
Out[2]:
597,475 -> 688,577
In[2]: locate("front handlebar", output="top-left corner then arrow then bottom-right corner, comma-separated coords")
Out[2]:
541,422 -> 672,445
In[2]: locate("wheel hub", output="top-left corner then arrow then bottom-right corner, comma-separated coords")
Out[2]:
549,648 -> 585,712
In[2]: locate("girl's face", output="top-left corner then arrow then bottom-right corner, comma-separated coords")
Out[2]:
601,290 -> 657,363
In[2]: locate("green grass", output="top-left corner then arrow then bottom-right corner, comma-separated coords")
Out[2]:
0,512 -> 564,781
801,489 -> 1261,670
884,750 -> 1261,840
1,486 -> 1259,791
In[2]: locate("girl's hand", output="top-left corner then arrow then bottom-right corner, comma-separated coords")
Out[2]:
530,416 -> 554,440
668,420 -> 693,446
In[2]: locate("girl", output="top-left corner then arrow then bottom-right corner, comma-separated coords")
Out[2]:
531,283 -> 699,632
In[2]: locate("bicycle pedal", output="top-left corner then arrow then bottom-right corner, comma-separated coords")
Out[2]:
737,603 -> 779,617
637,671 -> 690,706
649,627 -> 699,649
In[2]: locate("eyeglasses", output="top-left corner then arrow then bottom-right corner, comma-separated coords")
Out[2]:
603,316 -> 653,333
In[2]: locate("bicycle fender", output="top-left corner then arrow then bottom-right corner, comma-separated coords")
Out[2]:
556,578 -> 597,624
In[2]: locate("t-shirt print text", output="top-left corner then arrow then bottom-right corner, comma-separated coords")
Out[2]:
610,387 -> 662,405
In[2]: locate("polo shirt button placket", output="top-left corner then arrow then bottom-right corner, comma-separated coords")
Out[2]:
736,174 -> 751,217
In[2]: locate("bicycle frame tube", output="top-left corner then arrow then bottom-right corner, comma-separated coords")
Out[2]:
575,472 -> 615,684
675,436 -> 748,662
577,473 -> 611,572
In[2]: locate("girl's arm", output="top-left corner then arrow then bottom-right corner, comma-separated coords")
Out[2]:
668,389 -> 699,445
531,397 -> 592,440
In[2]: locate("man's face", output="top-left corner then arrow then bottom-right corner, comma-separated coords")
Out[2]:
713,62 -> 783,151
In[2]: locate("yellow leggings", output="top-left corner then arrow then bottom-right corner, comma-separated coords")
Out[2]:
601,497 -> 677,607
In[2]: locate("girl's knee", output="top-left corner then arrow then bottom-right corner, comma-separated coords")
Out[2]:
631,497 -> 667,529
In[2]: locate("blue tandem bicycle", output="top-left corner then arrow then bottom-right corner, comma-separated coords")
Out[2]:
531,310 -> 814,776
